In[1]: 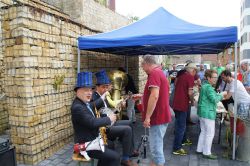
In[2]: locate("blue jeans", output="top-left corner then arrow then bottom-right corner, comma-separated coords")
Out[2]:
173,110 -> 187,151
170,83 -> 175,93
149,123 -> 168,165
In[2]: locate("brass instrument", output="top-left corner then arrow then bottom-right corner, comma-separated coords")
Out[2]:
108,70 -> 128,119
94,106 -> 108,145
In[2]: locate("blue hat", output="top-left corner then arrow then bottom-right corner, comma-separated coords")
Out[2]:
74,72 -> 93,91
95,70 -> 110,85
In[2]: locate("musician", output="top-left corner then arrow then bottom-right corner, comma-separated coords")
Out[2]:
71,71 -> 119,166
92,70 -> 138,166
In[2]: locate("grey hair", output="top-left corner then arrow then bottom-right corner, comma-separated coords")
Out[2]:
142,54 -> 160,65
186,67 -> 194,73
241,61 -> 249,66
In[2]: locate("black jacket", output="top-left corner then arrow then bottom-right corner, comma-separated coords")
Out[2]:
71,97 -> 111,143
91,91 -> 110,108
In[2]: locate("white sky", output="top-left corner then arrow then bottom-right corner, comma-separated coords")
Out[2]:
116,0 -> 240,28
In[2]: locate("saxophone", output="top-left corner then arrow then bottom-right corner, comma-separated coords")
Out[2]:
94,106 -> 108,145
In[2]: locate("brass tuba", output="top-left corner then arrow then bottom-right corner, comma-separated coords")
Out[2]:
108,70 -> 128,104
108,70 -> 128,118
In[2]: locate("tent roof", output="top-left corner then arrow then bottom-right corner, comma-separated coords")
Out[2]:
78,7 -> 237,55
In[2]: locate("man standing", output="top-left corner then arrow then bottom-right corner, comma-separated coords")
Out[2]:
71,71 -> 119,166
161,62 -> 169,77
172,63 -> 197,155
118,67 -> 138,122
213,61 -> 225,76
197,64 -> 205,83
141,55 -> 171,166
169,64 -> 178,93
241,62 -> 250,93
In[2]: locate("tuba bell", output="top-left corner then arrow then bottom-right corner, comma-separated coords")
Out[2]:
108,70 -> 128,101
108,70 -> 128,119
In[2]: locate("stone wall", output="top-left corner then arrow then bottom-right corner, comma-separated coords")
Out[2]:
0,0 -> 12,134
1,0 -> 134,164
42,0 -> 131,32
138,57 -> 147,93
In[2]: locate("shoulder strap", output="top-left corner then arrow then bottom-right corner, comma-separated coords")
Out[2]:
223,82 -> 227,91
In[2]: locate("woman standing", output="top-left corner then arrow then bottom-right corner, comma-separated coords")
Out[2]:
196,69 -> 226,159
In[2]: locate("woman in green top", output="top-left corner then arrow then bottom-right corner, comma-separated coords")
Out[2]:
196,69 -> 226,159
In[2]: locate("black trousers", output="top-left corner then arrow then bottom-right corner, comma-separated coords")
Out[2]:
107,123 -> 132,156
114,120 -> 135,154
88,147 -> 120,166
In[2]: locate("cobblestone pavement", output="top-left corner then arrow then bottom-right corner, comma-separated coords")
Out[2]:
2,107 -> 250,166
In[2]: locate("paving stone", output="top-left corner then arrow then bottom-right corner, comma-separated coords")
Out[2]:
56,149 -> 67,155
52,158 -> 64,165
189,154 -> 198,166
37,160 -> 51,166
56,163 -> 67,166
208,159 -> 219,166
62,157 -> 72,164
67,160 -> 78,166
49,154 -> 60,160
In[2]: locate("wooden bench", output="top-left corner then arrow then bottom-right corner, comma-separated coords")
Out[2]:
72,153 -> 94,166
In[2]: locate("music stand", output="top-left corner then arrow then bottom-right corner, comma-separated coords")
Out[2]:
136,127 -> 149,164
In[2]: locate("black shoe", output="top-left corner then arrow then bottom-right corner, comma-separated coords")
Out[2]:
195,151 -> 203,155
129,150 -> 139,158
187,121 -> 196,125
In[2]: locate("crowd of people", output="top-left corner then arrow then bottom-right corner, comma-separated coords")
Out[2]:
164,60 -> 250,161
71,55 -> 250,166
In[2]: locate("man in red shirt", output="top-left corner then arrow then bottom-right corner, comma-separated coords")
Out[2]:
172,63 -> 196,155
141,55 -> 171,166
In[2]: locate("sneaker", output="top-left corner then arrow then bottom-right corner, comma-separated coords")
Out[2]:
173,148 -> 188,155
182,139 -> 192,146
203,154 -> 218,160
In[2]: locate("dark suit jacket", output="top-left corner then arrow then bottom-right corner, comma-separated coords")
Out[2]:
92,91 -> 110,108
71,97 -> 111,143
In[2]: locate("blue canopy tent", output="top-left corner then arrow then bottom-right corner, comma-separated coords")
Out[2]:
78,7 -> 239,159
78,7 -> 237,56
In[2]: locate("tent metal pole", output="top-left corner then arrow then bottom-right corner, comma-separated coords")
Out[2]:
232,42 -> 238,160
77,48 -> 80,73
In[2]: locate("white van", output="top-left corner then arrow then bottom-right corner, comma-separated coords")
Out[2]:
176,63 -> 210,71
176,64 -> 185,71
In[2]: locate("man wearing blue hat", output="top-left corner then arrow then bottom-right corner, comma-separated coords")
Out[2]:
92,70 -> 138,166
71,71 -> 120,166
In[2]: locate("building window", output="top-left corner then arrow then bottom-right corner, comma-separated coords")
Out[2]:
246,0 -> 250,8
242,15 -> 250,28
243,49 -> 250,59
241,32 -> 248,45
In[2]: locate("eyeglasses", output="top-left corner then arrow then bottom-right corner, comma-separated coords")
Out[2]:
212,77 -> 218,79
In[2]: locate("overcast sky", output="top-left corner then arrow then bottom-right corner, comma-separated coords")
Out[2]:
116,0 -> 240,28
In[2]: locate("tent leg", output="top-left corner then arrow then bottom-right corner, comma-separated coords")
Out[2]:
232,42 -> 238,160
77,48 -> 81,73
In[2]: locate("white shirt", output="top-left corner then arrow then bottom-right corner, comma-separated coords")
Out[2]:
226,79 -> 250,104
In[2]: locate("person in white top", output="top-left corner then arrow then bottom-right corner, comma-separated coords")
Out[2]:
221,70 -> 250,105
221,69 -> 250,162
